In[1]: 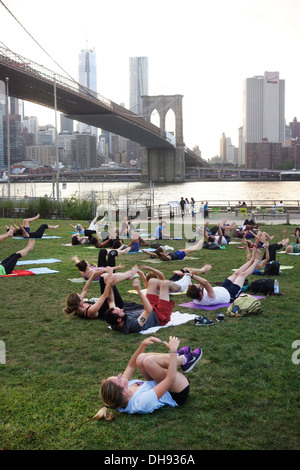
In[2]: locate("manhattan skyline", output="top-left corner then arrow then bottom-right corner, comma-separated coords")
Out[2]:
1,0 -> 300,160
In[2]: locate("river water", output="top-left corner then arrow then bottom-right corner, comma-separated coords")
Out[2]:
1,180 -> 300,206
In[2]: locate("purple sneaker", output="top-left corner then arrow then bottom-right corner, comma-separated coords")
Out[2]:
177,345 -> 191,356
181,348 -> 203,373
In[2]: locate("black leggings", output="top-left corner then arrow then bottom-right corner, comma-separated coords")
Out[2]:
0,252 -> 22,274
28,224 -> 49,238
97,249 -> 124,319
262,243 -> 283,262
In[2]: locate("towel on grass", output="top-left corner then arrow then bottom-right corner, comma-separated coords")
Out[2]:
0,267 -> 59,277
16,258 -> 61,265
138,311 -> 197,334
0,269 -> 35,277
68,278 -> 98,283
178,295 -> 265,310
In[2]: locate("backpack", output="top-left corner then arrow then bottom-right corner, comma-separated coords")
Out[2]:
203,241 -> 221,250
226,294 -> 262,317
250,278 -> 275,295
263,261 -> 280,276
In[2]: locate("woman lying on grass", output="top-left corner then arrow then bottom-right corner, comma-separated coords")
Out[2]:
141,239 -> 203,262
71,255 -> 125,281
7,214 -> 59,238
63,264 -> 138,319
93,335 -> 202,421
0,238 -> 35,275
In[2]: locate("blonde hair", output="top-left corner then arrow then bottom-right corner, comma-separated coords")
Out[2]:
145,272 -> 158,281
63,292 -> 80,315
285,245 -> 293,253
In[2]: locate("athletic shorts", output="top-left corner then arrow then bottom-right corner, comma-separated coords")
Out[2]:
221,279 -> 242,302
169,250 -> 186,261
146,293 -> 174,326
170,383 -> 190,406
129,242 -> 140,252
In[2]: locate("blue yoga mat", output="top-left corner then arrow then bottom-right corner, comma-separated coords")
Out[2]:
17,258 -> 62,265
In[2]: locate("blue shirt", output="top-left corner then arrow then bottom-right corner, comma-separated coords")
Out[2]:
154,225 -> 163,239
119,380 -> 178,414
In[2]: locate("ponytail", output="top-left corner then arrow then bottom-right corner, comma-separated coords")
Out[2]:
93,406 -> 115,422
63,292 -> 80,316
95,378 -> 125,422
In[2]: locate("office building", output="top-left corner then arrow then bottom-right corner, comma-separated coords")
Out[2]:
243,72 -> 285,144
77,46 -> 98,137
129,57 -> 148,165
23,116 -> 39,145
243,71 -> 285,168
60,114 -> 73,133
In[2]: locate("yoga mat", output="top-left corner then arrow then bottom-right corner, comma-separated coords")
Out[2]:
29,267 -> 60,274
17,258 -> 61,265
127,288 -> 186,296
179,296 -> 265,310
13,236 -> 61,239
278,251 -> 300,255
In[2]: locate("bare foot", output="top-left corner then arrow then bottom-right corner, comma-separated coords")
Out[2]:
129,265 -> 139,279
199,264 -> 212,274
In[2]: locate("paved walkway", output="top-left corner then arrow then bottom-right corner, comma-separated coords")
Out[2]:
205,211 -> 300,226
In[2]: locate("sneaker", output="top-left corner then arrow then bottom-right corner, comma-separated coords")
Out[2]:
194,315 -> 214,326
215,313 -> 224,323
177,345 -> 191,356
181,348 -> 203,373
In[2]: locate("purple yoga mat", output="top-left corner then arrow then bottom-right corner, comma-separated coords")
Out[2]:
179,296 -> 265,310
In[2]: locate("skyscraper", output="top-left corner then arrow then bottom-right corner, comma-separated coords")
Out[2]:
243,71 -> 285,144
77,46 -> 97,136
128,57 -> 148,166
78,46 -> 97,96
129,57 -> 148,116
242,71 -> 285,169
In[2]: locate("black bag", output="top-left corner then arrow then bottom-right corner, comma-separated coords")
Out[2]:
203,241 -> 221,250
263,261 -> 280,276
250,278 -> 275,295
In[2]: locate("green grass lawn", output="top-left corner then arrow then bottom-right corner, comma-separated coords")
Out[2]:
0,218 -> 299,450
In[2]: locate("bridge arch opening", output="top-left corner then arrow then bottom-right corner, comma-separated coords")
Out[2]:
150,109 -> 160,128
165,108 -> 176,138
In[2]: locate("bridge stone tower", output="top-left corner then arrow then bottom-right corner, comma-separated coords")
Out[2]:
140,94 -> 185,183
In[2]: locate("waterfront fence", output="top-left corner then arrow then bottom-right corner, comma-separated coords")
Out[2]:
1,194 -> 300,223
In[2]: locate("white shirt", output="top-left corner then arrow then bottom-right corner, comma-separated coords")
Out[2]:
193,287 -> 230,305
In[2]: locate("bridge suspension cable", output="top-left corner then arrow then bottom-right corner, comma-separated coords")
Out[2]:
0,0 -> 104,105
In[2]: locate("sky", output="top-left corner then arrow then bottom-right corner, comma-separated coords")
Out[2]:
1,0 -> 300,160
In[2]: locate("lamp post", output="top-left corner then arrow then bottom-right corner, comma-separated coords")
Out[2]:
5,77 -> 10,199
54,74 -> 59,202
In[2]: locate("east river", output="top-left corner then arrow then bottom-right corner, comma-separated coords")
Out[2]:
1,180 -> 300,206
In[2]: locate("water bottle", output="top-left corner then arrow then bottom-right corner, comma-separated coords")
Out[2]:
274,279 -> 279,294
